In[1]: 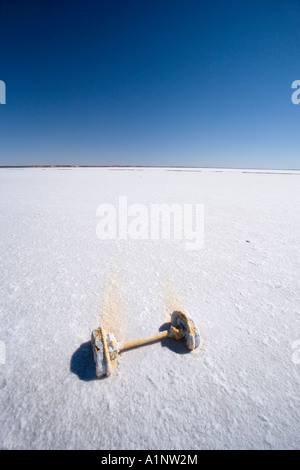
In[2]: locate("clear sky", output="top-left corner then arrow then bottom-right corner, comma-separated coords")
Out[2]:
0,0 -> 300,168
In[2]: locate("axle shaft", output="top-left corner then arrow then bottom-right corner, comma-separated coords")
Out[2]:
120,330 -> 169,351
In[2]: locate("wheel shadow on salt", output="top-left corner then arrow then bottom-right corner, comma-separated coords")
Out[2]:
70,341 -> 103,381
159,322 -> 190,355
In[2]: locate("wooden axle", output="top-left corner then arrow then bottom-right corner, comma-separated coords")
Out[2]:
120,326 -> 182,351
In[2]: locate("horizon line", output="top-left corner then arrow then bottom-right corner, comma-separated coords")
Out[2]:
0,165 -> 300,171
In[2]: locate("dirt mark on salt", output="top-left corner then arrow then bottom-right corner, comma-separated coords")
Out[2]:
97,269 -> 126,342
162,277 -> 185,323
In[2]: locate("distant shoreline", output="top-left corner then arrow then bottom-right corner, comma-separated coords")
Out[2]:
0,165 -> 300,171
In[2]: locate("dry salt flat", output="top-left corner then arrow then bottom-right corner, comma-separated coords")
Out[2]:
0,166 -> 299,450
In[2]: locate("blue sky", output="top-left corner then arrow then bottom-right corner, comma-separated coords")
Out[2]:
0,0 -> 300,168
